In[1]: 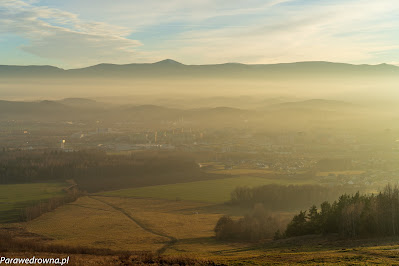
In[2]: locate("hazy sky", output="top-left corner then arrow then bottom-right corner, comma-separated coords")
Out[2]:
1,0 -> 398,68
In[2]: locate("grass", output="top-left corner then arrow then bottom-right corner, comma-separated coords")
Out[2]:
22,195 -> 253,257
99,176 -> 313,203
0,183 -> 66,223
206,168 -> 275,175
4,243 -> 399,265
25,196 -> 168,252
14,196 -> 399,264
96,197 -> 222,240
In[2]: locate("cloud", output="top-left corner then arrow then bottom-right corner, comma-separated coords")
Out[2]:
40,0 -> 294,32
0,0 -> 398,67
153,0 -> 399,65
0,0 -> 141,67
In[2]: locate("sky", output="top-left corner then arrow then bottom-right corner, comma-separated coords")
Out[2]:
0,0 -> 398,68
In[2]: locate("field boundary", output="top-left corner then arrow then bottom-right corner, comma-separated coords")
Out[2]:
89,196 -> 177,254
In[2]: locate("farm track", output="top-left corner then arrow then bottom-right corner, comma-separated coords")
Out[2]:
88,195 -> 177,255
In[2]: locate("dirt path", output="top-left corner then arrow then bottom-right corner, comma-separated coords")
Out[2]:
89,196 -> 177,255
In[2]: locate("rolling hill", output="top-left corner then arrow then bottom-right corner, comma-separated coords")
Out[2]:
0,99 -> 251,123
0,60 -> 398,79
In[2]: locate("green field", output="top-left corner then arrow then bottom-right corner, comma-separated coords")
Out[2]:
0,183 -> 66,223
100,176 -> 312,203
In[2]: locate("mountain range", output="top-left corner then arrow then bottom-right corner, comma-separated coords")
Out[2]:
1,60 -> 398,79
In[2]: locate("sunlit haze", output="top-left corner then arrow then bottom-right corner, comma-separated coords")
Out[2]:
2,1 -> 399,265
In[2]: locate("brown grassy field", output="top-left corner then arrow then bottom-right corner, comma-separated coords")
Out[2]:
8,195 -> 399,265
23,197 -> 168,252
17,195 -> 260,259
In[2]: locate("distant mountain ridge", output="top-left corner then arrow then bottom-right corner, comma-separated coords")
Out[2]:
0,98 -> 250,122
0,60 -> 398,78
277,99 -> 351,108
0,97 -> 359,122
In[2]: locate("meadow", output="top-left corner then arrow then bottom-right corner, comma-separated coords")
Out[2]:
25,196 -> 168,252
0,162 -> 387,264
99,176 -> 314,203
22,195 -> 247,256
0,183 -> 66,223
207,168 -> 276,175
13,195 -> 399,265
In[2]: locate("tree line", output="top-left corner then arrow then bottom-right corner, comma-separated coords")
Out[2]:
230,184 -> 357,211
284,184 -> 399,238
0,150 -> 209,192
22,187 -> 80,222
216,184 -> 399,242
